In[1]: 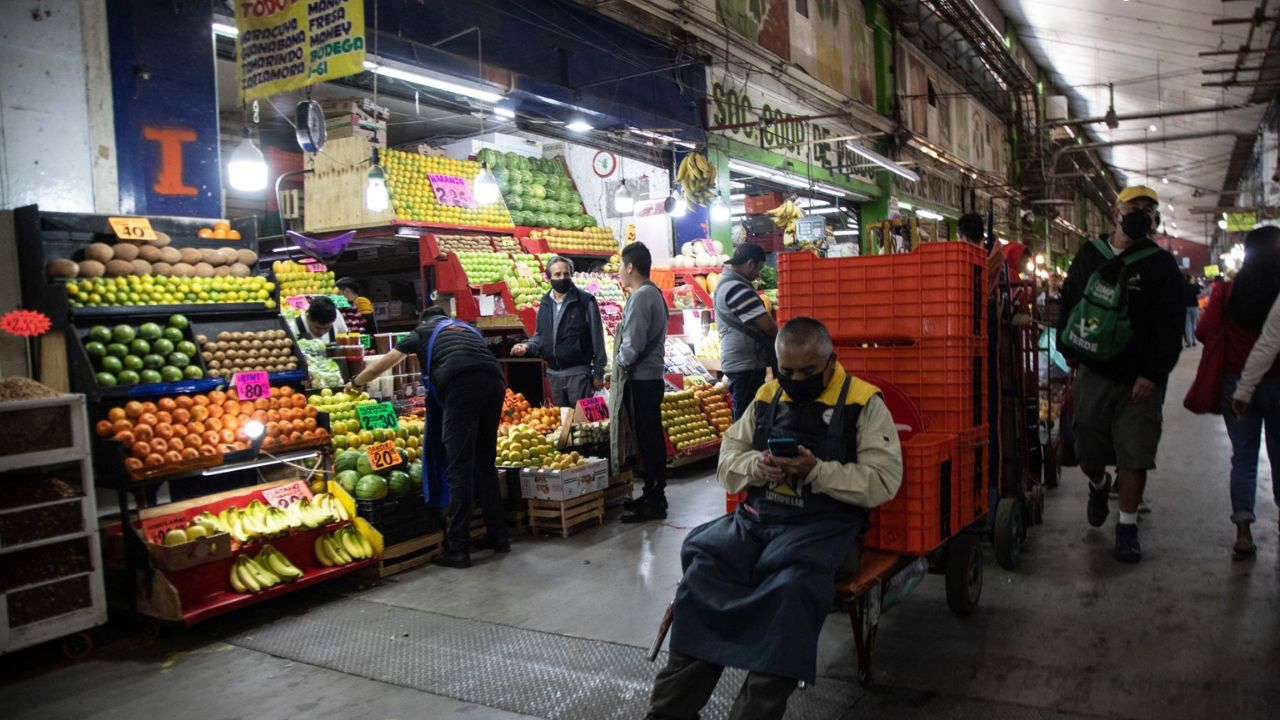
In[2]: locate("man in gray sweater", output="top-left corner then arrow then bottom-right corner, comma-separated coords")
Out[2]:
611,242 -> 670,522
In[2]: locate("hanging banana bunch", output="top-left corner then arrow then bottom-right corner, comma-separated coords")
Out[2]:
767,198 -> 802,234
676,152 -> 717,206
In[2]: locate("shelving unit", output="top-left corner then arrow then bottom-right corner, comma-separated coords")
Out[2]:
0,394 -> 107,655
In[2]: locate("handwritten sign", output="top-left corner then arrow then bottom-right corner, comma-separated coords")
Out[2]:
107,216 -> 157,241
141,514 -> 190,545
359,334 -> 372,349
233,371 -> 271,401
285,295 -> 310,312
328,294 -> 351,309
261,480 -> 312,509
365,440 -> 400,471
428,174 -> 476,208
357,402 -> 398,430
577,395 -> 609,422
0,309 -> 52,337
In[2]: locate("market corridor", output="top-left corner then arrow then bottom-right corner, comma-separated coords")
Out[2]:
1,349 -> 1276,719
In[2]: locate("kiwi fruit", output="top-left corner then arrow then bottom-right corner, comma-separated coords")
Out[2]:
129,259 -> 152,276
217,247 -> 239,265
78,260 -> 106,278
138,245 -> 163,263
150,231 -> 172,247
112,243 -> 140,261
46,258 -> 79,279
84,243 -> 114,263
151,262 -> 173,276
178,247 -> 202,265
236,248 -> 258,266
196,334 -> 207,344
159,246 -> 182,264
171,262 -> 195,277
193,262 -> 215,278
104,259 -> 134,277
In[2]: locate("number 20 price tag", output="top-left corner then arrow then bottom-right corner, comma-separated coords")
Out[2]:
365,440 -> 400,472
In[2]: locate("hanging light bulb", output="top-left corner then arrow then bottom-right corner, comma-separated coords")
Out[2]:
365,163 -> 389,212
614,180 -> 635,214
473,161 -> 500,205
668,191 -> 688,218
710,195 -> 731,222
228,129 -> 268,191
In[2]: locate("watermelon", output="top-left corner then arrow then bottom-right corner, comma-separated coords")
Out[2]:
408,461 -> 422,482
519,170 -> 533,184
530,172 -> 547,187
530,184 -> 547,200
355,452 -> 374,477
337,470 -> 360,495
355,474 -> 388,500
335,450 -> 362,474
582,215 -> 598,227
387,470 -> 411,496
507,195 -> 524,211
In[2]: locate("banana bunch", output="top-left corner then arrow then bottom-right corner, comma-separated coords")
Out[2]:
767,199 -> 803,234
314,527 -> 373,566
625,223 -> 636,244
229,545 -> 302,594
677,152 -> 716,206
199,494 -> 349,545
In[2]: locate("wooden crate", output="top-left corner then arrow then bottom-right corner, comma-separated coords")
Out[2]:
528,491 -> 604,538
376,531 -> 444,578
603,480 -> 634,509
505,509 -> 530,537
302,136 -> 396,232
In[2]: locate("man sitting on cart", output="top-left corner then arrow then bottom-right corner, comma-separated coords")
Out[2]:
644,317 -> 903,720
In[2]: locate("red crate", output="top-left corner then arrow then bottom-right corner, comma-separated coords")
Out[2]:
837,337 -> 986,433
726,490 -> 747,514
956,425 -> 990,528
866,432 -> 958,555
744,193 -> 783,214
778,242 -> 987,342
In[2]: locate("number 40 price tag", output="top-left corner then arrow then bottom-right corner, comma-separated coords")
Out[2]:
365,440 -> 400,472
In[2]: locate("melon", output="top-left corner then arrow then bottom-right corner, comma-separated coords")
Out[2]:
336,469 -> 360,494
112,243 -> 140,261
386,470 -> 411,496
355,474 -> 388,500
355,452 -> 374,477
46,258 -> 79,279
335,449 -> 363,474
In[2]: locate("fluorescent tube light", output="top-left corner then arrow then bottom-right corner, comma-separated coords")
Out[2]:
364,59 -> 504,103
846,142 -> 919,182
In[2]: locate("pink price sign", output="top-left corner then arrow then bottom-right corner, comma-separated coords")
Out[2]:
261,480 -> 313,509
233,371 -> 271,401
578,395 -> 609,422
428,173 -> 477,208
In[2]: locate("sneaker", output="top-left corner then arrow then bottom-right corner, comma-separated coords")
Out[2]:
1114,523 -> 1141,563
472,536 -> 511,553
1088,476 -> 1111,528
622,496 -> 647,511
431,550 -> 472,569
621,504 -> 668,523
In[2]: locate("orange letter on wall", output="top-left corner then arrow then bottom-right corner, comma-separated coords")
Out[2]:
142,127 -> 198,196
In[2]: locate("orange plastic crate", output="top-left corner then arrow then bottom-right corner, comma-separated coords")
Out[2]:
956,425 -> 990,530
778,242 -> 987,342
837,338 -> 986,433
866,432 -> 958,555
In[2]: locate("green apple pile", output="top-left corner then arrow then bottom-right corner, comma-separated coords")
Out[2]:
661,390 -> 718,451
83,315 -> 203,387
456,251 -> 515,284
505,276 -> 550,310
307,388 -> 377,427
475,149 -> 595,230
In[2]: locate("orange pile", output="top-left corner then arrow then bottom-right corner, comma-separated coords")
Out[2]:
502,388 -> 531,424
695,385 -> 732,436
523,406 -> 562,434
95,386 -> 328,473
196,219 -> 241,240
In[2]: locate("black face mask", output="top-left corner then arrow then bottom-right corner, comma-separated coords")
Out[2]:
1120,210 -> 1154,242
778,359 -> 832,404
550,278 -> 573,294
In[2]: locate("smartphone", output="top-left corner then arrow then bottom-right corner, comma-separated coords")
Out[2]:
767,437 -> 799,458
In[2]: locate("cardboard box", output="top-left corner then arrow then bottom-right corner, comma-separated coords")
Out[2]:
519,458 -> 608,500
321,98 -> 389,148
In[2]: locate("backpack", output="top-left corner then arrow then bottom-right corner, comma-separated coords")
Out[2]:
1060,239 -> 1160,362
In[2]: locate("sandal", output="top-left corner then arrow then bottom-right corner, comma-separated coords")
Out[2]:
1232,538 -> 1257,559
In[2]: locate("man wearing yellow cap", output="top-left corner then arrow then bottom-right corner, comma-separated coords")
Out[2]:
1057,186 -> 1185,563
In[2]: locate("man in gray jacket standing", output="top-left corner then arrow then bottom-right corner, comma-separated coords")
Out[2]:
610,242 -> 670,522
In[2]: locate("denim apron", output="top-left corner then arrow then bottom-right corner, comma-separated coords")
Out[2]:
419,318 -> 483,508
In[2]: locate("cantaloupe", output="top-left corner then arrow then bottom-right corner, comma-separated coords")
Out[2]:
228,263 -> 252,277
78,259 -> 105,277
193,262 -> 215,278
178,247 -> 202,265
236,248 -> 258,265
171,262 -> 195,277
112,243 -> 140,261
158,246 -> 182,264
129,259 -> 152,276
46,258 -> 78,279
199,248 -> 224,266
104,259 -> 133,277
149,231 -> 171,247
217,247 -> 239,265
138,245 -> 162,262
151,262 -> 173,276
84,243 -> 113,263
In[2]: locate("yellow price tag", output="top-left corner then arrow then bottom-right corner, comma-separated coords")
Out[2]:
107,216 -> 157,241
365,440 -> 400,472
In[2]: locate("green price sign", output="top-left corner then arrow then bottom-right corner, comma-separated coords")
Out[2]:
328,294 -> 351,309
357,402 -> 398,430
359,334 -> 372,349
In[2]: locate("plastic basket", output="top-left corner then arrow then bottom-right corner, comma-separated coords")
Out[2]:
866,432 -> 957,555
956,425 -> 990,529
778,242 -> 987,341
837,337 -> 986,433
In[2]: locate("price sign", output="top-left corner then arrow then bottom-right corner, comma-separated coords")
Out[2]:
233,371 -> 271,400
261,480 -> 312,509
577,395 -> 609,422
0,309 -> 52,338
141,514 -> 190,545
365,440 -> 400,472
328,294 -> 351,309
428,173 -> 477,208
359,334 -> 372,349
357,401 -> 398,430
285,296 -> 310,312
107,216 -> 158,241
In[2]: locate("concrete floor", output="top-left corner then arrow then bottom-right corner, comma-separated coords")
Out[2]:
2,348 -> 1278,719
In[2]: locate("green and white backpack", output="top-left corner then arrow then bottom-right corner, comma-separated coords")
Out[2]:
1060,239 -> 1159,362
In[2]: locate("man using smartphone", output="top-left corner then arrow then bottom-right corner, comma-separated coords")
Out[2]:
643,317 -> 904,720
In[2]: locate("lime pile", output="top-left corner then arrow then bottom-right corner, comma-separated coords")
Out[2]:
83,315 -> 202,386
67,275 -> 275,308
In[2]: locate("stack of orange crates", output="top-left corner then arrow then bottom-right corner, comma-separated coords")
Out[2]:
778,242 -> 990,555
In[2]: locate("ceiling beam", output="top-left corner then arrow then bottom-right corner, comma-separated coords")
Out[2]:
1043,103 -> 1258,127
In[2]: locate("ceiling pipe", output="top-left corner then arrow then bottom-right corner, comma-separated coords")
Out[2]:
1050,130 -> 1256,173
1044,103 -> 1258,128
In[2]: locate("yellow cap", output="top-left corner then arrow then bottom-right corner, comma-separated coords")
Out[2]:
1117,185 -> 1159,204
